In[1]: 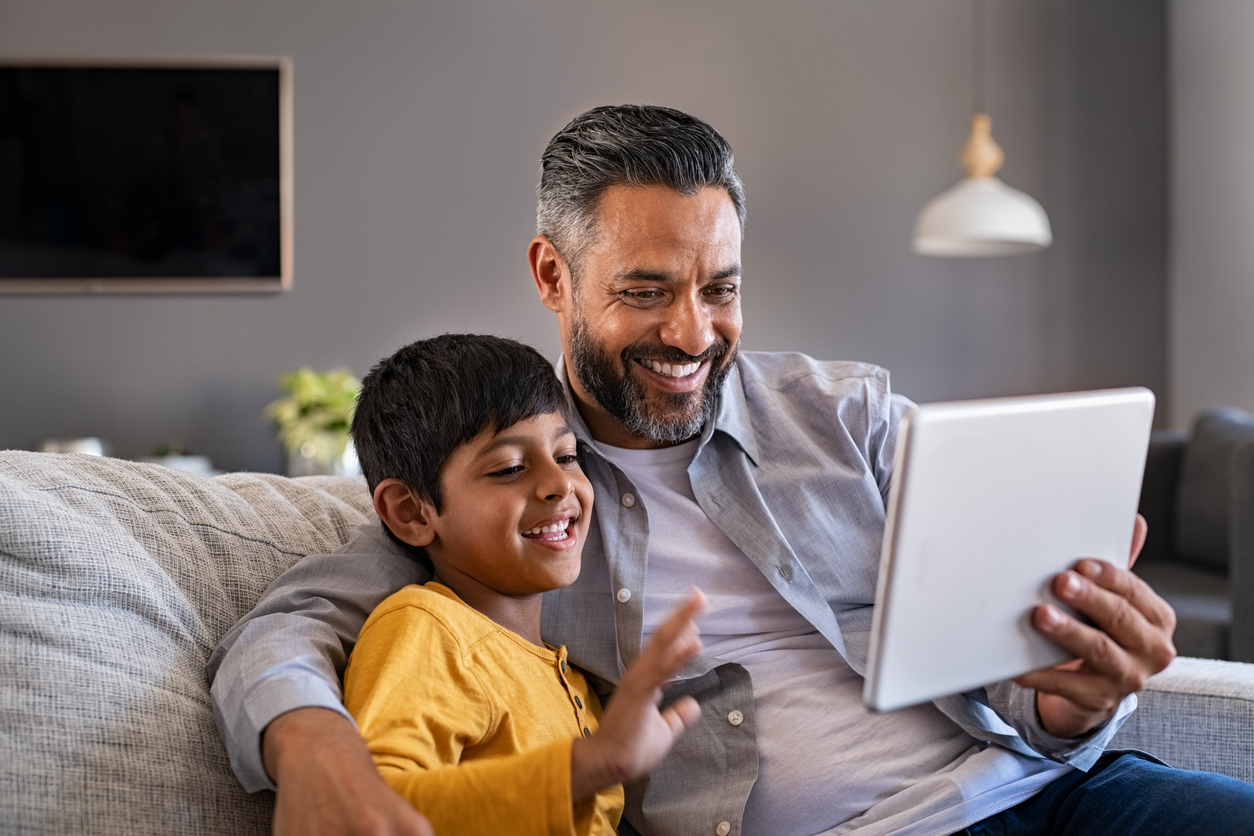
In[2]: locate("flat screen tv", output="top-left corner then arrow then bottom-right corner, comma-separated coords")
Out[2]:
0,57 -> 291,293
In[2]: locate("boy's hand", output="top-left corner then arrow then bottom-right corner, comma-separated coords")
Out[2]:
570,589 -> 706,802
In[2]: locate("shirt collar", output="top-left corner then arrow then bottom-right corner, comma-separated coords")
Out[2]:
554,354 -> 760,466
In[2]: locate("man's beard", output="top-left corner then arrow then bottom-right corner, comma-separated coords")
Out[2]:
569,317 -> 736,444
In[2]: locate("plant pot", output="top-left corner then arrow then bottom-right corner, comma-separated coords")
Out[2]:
286,435 -> 362,478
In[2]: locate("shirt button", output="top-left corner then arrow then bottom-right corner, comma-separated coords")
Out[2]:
727,710 -> 744,726
560,660 -> 567,673
621,492 -> 636,507
575,695 -> 583,709
583,727 -> 592,737
716,822 -> 731,836
616,588 -> 632,603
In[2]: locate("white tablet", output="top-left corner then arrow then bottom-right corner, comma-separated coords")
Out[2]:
862,387 -> 1155,712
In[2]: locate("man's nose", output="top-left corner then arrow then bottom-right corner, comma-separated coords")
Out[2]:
659,294 -> 715,357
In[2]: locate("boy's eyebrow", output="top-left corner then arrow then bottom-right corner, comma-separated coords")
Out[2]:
474,424 -> 576,458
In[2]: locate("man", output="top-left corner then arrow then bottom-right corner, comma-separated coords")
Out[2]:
210,105 -> 1253,835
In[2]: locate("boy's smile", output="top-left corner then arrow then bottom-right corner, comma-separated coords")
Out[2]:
420,411 -> 594,612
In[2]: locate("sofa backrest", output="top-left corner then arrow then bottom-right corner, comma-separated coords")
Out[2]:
1176,407 -> 1254,573
0,452 -> 372,835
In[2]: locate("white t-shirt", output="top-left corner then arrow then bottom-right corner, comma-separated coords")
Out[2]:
596,439 -> 1064,836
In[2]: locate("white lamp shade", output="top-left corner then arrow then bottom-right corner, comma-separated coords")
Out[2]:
912,176 -> 1053,257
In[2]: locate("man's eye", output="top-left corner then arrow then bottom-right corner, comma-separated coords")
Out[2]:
623,289 -> 663,302
705,284 -> 738,299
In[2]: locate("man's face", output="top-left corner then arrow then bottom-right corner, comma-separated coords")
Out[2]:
556,185 -> 743,448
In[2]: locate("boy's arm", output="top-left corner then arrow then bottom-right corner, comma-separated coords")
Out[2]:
345,591 -> 706,836
345,602 -> 608,836
207,523 -> 430,791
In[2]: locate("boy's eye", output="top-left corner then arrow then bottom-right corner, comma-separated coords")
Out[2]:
555,454 -> 579,466
488,465 -> 525,477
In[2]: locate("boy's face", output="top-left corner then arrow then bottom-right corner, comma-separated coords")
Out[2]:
424,411 -> 594,598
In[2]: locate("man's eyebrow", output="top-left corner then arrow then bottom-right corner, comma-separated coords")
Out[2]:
474,425 -> 576,458
614,264 -> 742,284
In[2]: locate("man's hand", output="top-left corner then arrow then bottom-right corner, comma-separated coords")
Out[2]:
1015,514 -> 1177,739
570,589 -> 706,802
263,707 -> 434,836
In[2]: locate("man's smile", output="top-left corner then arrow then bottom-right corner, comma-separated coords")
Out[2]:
636,359 -> 702,379
632,357 -> 709,393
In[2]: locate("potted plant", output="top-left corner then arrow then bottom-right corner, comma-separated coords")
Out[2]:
264,367 -> 362,477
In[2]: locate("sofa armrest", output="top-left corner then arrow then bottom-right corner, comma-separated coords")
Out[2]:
1108,657 -> 1254,782
1231,441 -> 1254,662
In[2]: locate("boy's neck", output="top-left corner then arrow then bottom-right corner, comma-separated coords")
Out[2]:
430,567 -> 546,647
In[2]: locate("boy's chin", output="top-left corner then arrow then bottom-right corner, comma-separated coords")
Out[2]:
536,556 -> 583,593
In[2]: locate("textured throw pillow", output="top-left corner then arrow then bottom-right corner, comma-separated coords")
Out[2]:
0,452 -> 372,835
1175,407 -> 1254,572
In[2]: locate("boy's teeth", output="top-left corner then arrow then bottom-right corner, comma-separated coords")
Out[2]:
647,360 -> 699,378
523,519 -> 570,536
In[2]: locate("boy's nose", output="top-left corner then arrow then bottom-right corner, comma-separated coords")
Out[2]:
536,463 -> 574,501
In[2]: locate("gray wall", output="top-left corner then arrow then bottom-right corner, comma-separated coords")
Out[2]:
0,0 -> 1167,472
1170,0 -> 1254,426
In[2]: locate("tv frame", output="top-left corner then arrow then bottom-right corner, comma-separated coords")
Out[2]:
0,55 -> 293,294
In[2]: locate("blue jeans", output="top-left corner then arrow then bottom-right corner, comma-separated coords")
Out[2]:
957,752 -> 1254,835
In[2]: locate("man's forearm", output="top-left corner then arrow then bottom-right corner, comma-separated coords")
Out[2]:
264,708 -> 435,836
208,523 -> 428,790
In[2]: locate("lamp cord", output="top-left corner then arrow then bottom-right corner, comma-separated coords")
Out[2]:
972,0 -> 986,115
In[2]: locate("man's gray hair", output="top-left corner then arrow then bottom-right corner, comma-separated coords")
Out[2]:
537,104 -> 746,270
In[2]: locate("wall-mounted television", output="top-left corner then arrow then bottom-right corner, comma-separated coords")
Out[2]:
0,57 -> 292,293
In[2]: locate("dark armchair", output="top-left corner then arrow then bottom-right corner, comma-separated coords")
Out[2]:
1135,407 -> 1254,661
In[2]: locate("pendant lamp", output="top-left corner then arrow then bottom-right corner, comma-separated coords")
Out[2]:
912,1 -> 1052,257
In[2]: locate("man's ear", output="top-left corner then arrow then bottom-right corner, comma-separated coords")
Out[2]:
529,235 -> 572,314
373,479 -> 437,548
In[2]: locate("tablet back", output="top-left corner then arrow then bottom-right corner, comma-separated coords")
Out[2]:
863,387 -> 1155,712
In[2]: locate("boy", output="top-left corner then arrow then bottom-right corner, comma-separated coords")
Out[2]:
343,334 -> 706,836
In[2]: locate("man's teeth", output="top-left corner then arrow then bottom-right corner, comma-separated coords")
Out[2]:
522,519 -> 571,537
645,360 -> 700,378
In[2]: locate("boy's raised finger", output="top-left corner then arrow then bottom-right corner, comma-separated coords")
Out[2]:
627,589 -> 706,689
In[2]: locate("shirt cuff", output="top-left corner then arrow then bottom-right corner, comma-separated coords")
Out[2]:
218,673 -> 355,793
987,680 -> 1138,771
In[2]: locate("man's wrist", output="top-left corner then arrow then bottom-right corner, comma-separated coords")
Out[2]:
1033,690 -> 1112,741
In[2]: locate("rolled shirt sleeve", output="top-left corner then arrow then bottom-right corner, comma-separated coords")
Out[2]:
207,523 -> 428,791
984,680 -> 1137,770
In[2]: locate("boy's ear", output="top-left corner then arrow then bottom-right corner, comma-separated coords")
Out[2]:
373,479 -> 437,548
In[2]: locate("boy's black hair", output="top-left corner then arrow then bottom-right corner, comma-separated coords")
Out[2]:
352,333 -> 571,514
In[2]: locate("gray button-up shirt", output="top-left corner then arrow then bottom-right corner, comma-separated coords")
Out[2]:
209,352 -> 1131,835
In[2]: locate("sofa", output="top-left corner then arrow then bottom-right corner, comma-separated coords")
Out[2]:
1,450 -> 1251,834
1135,407 -> 1254,661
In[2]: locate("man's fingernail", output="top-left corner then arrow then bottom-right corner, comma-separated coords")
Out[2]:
1077,560 -> 1101,578
1060,572 -> 1082,597
1040,604 -> 1064,629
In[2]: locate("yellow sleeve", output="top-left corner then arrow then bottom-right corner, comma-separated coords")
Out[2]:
343,603 -> 589,836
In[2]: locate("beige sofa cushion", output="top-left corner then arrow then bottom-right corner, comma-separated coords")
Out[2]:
0,451 -> 371,835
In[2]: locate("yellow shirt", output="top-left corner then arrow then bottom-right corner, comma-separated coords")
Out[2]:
343,582 -> 624,836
